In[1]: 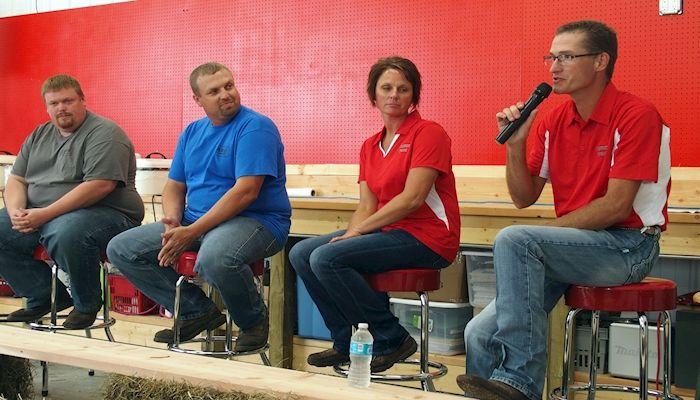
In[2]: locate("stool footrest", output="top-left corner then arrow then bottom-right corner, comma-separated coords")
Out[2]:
333,359 -> 448,382
28,317 -> 116,331
169,337 -> 270,358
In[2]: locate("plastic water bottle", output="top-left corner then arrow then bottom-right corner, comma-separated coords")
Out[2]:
348,322 -> 373,388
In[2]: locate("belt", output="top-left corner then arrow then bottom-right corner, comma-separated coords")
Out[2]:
641,226 -> 660,235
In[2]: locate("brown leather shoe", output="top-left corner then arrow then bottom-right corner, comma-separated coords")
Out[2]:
154,307 -> 226,344
62,309 -> 98,330
307,348 -> 350,367
5,298 -> 73,322
234,316 -> 269,352
370,335 -> 417,373
456,374 -> 528,400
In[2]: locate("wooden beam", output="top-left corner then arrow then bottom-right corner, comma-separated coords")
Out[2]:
268,250 -> 294,369
0,325 -> 464,400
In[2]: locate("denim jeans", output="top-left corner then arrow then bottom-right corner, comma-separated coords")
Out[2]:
288,229 -> 450,355
0,207 -> 139,313
464,225 -> 661,400
106,216 -> 283,329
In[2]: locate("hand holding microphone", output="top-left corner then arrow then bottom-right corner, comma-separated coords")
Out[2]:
495,82 -> 552,144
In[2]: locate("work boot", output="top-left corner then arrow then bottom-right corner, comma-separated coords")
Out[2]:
456,374 -> 528,400
154,307 -> 226,344
307,349 -> 350,367
5,298 -> 73,322
234,316 -> 269,352
63,309 -> 98,330
370,335 -> 417,373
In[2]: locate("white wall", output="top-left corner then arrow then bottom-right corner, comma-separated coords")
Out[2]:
0,0 -> 133,18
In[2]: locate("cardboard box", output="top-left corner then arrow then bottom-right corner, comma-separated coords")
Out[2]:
608,322 -> 666,381
389,254 -> 468,303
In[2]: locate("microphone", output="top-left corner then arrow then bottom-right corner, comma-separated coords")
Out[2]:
495,82 -> 552,144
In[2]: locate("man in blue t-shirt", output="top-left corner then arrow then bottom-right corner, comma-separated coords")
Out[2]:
108,62 -> 291,351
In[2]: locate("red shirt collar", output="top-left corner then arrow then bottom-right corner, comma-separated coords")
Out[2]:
565,82 -> 619,126
369,110 -> 422,145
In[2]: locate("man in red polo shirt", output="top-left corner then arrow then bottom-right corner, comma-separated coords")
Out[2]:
457,20 -> 671,400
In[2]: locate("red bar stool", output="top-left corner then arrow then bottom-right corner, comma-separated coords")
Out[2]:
27,245 -> 115,397
550,277 -> 682,400
334,268 -> 448,392
169,251 -> 271,365
27,246 -> 115,336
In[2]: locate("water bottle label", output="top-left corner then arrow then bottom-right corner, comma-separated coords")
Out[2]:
350,342 -> 373,356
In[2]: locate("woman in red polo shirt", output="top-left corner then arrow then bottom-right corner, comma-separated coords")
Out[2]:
289,56 -> 460,373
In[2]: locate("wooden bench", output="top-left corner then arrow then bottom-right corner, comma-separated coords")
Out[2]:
0,325 -> 464,400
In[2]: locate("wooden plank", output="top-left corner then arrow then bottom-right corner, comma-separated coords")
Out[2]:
0,325 -> 465,400
546,299 -> 569,397
284,165 -> 700,209
289,199 -> 700,257
268,251 -> 294,368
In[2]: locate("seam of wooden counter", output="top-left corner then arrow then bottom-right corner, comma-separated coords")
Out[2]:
0,325 -> 466,400
289,197 -> 700,223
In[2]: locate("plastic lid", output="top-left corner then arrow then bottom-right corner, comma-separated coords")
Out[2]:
358,323 -> 368,329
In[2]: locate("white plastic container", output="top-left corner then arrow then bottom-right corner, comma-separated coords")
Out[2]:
464,250 -> 496,308
0,154 -> 16,189
390,298 -> 472,355
608,322 -> 665,381
135,157 -> 171,196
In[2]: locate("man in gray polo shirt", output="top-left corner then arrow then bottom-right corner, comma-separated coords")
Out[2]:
0,75 -> 144,329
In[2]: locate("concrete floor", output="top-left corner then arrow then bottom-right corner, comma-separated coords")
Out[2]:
29,361 -> 106,400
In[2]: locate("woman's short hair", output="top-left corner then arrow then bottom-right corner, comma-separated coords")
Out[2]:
367,56 -> 421,107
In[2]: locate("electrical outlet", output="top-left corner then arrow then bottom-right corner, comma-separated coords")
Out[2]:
659,0 -> 683,15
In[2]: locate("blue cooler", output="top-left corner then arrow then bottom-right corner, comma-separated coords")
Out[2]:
296,275 -> 332,340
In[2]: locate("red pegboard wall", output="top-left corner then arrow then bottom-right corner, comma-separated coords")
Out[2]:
0,1 -> 698,166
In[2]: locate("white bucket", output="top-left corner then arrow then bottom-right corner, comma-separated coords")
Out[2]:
135,158 -> 171,196
0,155 -> 17,189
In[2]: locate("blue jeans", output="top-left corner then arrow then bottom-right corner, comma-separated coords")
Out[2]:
288,229 -> 450,355
464,225 -> 660,400
0,207 -> 139,313
106,216 -> 283,329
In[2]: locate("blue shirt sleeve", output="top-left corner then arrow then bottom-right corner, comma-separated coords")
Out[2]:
234,118 -> 282,179
168,127 -> 189,183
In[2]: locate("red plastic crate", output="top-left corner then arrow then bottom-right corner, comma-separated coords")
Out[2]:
0,278 -> 14,296
108,274 -> 157,315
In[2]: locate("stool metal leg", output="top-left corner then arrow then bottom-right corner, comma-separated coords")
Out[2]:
205,284 -> 215,352
587,310 -> 601,400
173,275 -> 186,346
101,262 -> 115,342
419,290 -> 435,391
225,311 -> 234,354
50,263 -> 59,327
638,313 -> 649,400
561,308 -> 581,399
41,360 -> 49,397
662,311 -> 672,399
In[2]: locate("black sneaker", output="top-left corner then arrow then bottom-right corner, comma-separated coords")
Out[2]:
5,298 -> 73,322
370,335 -> 417,373
154,307 -> 226,344
234,317 -> 269,352
62,309 -> 98,330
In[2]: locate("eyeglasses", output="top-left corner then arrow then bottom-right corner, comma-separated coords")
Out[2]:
543,53 -> 601,66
